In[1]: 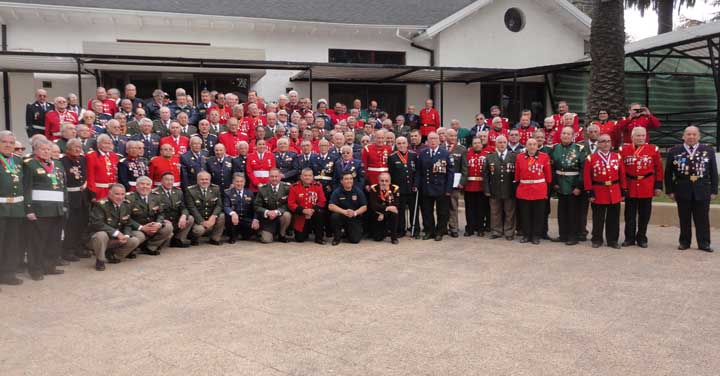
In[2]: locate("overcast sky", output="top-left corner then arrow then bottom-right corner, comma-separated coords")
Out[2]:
625,2 -> 720,41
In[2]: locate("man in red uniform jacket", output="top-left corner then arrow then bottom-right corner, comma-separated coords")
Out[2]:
484,106 -> 509,130
460,137 -> 491,237
86,134 -> 119,200
590,109 -> 620,148
487,117 -> 508,147
246,139 -> 276,191
619,127 -> 663,248
288,168 -> 327,244
241,103 -> 264,140
362,129 -> 392,189
86,87 -> 118,116
552,112 -> 583,145
45,97 -> 78,141
218,118 -> 248,157
516,116 -> 536,147
159,122 -> 189,156
552,101 -> 579,133
418,99 -> 440,140
616,103 -> 660,145
149,144 -> 181,187
584,133 -> 627,249
514,138 -> 552,244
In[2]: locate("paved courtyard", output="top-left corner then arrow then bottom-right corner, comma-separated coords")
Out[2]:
1,221 -> 719,376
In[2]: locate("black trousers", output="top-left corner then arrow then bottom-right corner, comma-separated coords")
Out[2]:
624,197 -> 652,243
397,193 -> 419,236
0,217 -> 22,278
677,199 -> 711,248
519,199 -> 545,240
541,197 -> 551,236
579,194 -> 590,237
372,211 -> 398,241
62,207 -> 89,256
227,218 -> 256,240
591,203 -> 620,245
28,217 -> 63,275
330,212 -> 363,243
464,191 -> 490,233
295,210 -> 325,242
557,194 -> 583,241
421,194 -> 449,236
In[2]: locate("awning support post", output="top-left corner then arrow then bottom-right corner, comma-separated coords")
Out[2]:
308,68 -> 313,103
440,69 -> 444,126
76,58 -> 83,103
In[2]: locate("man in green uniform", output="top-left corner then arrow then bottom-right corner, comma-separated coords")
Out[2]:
443,128 -> 467,238
254,168 -> 292,243
126,176 -> 173,256
152,172 -> 194,248
87,184 -> 141,271
550,126 -> 586,245
186,171 -> 225,246
23,138 -> 67,280
0,131 -> 25,286
483,135 -> 517,240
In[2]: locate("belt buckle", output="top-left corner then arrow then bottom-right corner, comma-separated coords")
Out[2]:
604,181 -> 612,186
637,175 -> 644,180
690,175 -> 698,182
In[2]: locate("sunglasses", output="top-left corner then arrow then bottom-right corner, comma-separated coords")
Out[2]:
15,147 -> 26,151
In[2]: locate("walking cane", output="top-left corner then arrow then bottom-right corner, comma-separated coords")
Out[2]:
410,190 -> 420,237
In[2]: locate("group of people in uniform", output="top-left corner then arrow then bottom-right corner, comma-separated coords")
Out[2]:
0,87 -> 716,289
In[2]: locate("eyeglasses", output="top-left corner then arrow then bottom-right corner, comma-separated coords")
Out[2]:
15,147 -> 26,151
598,140 -> 611,143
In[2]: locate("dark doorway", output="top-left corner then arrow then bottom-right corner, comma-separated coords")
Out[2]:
329,84 -> 407,118
101,72 -> 250,102
481,82 -> 546,124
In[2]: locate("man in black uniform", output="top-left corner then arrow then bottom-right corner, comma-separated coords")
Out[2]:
274,138 -> 298,183
180,136 -> 208,190
293,140 -> 316,177
207,143 -> 235,192
388,136 -> 419,238
118,141 -> 149,191
415,132 -> 454,241
328,172 -> 368,246
368,173 -> 400,244
665,126 -> 718,252
130,118 -> 161,159
224,173 -> 259,243
60,139 -> 91,260
25,89 -> 54,137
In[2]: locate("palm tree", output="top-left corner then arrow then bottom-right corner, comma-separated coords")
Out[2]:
625,0 -> 697,34
587,0 -> 626,121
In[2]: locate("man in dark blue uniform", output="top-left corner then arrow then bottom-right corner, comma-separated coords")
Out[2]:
415,132 -> 454,241
224,173 -> 259,243
332,145 -> 364,193
293,140 -> 316,177
25,89 -> 54,137
388,136 -> 419,238
274,138 -> 298,184
665,126 -> 718,252
118,141 -> 150,192
180,137 -> 208,190
207,143 -> 235,192
328,172 -> 368,246
130,118 -> 161,159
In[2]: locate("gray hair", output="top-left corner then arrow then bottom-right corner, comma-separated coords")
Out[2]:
631,127 -> 647,137
96,134 -> 112,144
0,130 -> 14,141
140,118 -> 153,126
66,138 -> 82,149
136,176 -> 152,185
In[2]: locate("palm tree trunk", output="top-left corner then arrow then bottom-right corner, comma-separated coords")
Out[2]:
657,0 -> 674,34
587,0 -> 626,122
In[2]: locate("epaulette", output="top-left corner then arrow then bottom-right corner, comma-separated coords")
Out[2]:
577,144 -> 585,151
98,199 -> 108,205
119,157 -> 126,163
370,184 -> 378,192
125,192 -> 133,197
281,181 -> 290,187
86,150 -> 96,155
23,157 -> 33,164
53,139 -> 61,144
209,183 -> 219,188
586,155 -> 592,161
364,145 -> 370,152
654,145 -> 659,152
188,184 -> 198,190
391,184 -> 400,193
151,188 -> 162,195
618,145 -> 623,152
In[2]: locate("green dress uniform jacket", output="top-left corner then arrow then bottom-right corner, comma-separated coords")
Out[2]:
550,143 -> 585,195
152,187 -> 188,223
254,182 -> 291,216
23,158 -> 67,217
88,199 -> 136,237
185,184 -> 223,223
482,151 -> 517,199
0,154 -> 25,218
125,191 -> 163,225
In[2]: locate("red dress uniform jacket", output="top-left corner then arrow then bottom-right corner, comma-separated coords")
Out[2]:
517,126 -> 536,147
592,120 -> 620,148
485,117 -> 510,130
208,105 -> 231,125
86,98 -> 118,116
418,108 -> 440,136
616,115 -> 660,145
218,131 -> 248,157
288,181 -> 326,232
514,151 -> 552,200
362,144 -> 392,186
583,151 -> 626,204
149,155 -> 181,187
541,128 -> 558,147
463,149 -> 489,192
246,152 -> 276,191
619,143 -> 663,199
160,136 -> 189,156
44,110 -> 78,141
86,150 -> 118,200
242,102 -> 266,115
552,113 -> 579,132
487,128 -> 508,147
241,116 -> 264,140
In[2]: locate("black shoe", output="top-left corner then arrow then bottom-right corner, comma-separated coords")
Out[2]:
489,234 -> 500,239
278,236 -> 290,243
434,234 -> 443,241
566,240 -> 578,246
144,249 -> 160,256
519,237 -> 529,243
622,241 -> 635,247
541,234 -> 551,240
450,231 -> 459,238
609,243 -> 621,250
228,238 -> 237,244
391,239 -> 399,245
190,239 -> 200,246
45,267 -> 64,275
331,238 -> 341,246
56,259 -> 70,266
62,255 -> 80,262
170,239 -> 189,248
30,273 -> 44,281
413,233 -> 422,240
678,244 -> 690,251
531,238 -> 540,245
126,251 -> 137,259
592,242 -> 602,248
699,246 -> 715,253
95,260 -> 106,271
578,235 -> 588,241
550,237 -> 562,243
315,239 -> 326,245
506,236 -> 514,241
422,233 -> 433,240
208,240 -> 222,246
464,230 -> 473,237
637,242 -> 648,248
478,231 -> 485,237
0,276 -> 23,286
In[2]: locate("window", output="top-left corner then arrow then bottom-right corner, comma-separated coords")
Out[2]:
329,84 -> 406,119
504,8 -> 525,33
329,49 -> 406,65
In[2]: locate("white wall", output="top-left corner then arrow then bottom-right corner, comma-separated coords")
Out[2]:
436,0 -> 586,68
438,83 -> 481,128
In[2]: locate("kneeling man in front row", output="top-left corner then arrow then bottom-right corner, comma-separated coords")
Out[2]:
328,172 -> 368,246
254,168 -> 292,243
186,171 -> 225,246
88,184 -> 141,271
126,176 -> 173,256
224,173 -> 259,243
368,172 -> 400,244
